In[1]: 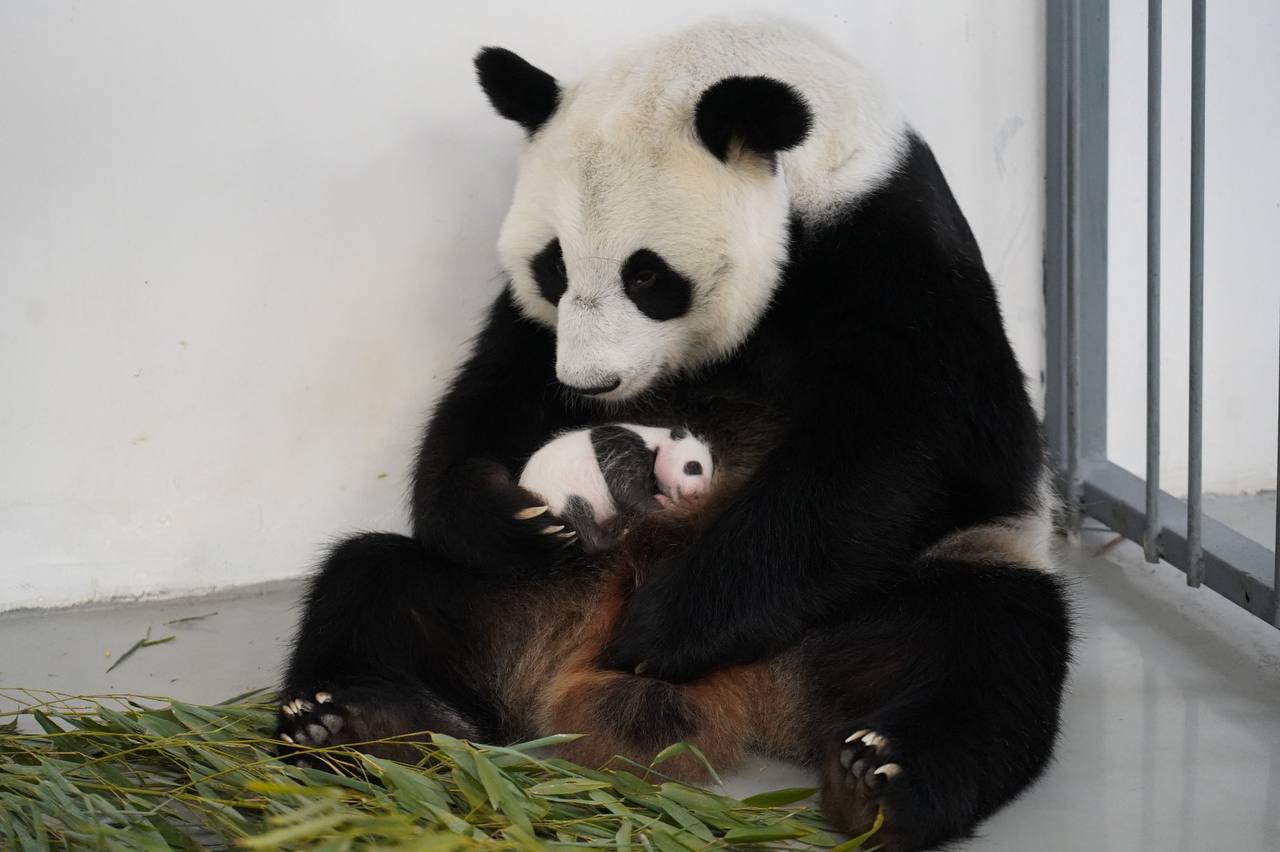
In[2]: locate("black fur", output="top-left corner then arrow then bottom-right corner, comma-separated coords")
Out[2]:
530,238 -> 568,305
694,76 -> 813,162
559,494 -> 614,553
590,425 -> 661,515
474,47 -> 559,134
620,249 -> 693,320
280,131 -> 1071,851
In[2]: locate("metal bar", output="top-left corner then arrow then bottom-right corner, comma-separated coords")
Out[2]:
1043,0 -> 1071,474
1274,320 -> 1280,628
1144,0 -> 1163,563
1065,0 -> 1083,533
1187,0 -> 1207,587
1045,0 -> 1108,507
1081,460 -> 1277,623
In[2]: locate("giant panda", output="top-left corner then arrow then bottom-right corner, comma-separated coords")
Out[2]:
278,18 -> 1072,851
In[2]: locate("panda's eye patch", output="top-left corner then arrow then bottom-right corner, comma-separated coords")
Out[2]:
629,266 -> 657,288
621,249 -> 692,321
683,460 -> 703,476
530,238 -> 568,305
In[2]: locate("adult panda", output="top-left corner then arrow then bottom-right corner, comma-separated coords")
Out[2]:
279,18 -> 1072,851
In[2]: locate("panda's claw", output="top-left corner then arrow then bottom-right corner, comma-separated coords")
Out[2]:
874,762 -> 902,780
514,505 -> 550,520
839,729 -> 903,795
277,687 -> 350,759
540,524 -> 566,535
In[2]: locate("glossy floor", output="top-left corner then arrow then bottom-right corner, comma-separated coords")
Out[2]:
2,528 -> 1278,851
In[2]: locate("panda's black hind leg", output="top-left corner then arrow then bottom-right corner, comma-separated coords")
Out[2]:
277,532 -> 500,763
807,556 -> 1072,851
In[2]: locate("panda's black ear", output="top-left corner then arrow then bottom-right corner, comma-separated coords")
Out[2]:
475,47 -> 560,135
694,76 -> 812,163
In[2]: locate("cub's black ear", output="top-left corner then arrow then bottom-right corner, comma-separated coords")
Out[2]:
475,47 -> 560,135
694,76 -> 812,163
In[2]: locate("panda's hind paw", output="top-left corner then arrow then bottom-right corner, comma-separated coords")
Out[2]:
277,689 -> 349,762
839,729 -> 903,792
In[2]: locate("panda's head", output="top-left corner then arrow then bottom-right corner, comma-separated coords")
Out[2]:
653,427 -> 715,505
475,38 -> 814,401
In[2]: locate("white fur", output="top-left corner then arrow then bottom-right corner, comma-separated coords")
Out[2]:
924,466 -> 1060,572
519,428 -> 615,522
518,424 -> 715,523
654,432 -> 714,504
495,18 -> 908,400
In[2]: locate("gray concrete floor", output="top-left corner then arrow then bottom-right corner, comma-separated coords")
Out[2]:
2,529 -> 1279,851
1204,491 -> 1277,549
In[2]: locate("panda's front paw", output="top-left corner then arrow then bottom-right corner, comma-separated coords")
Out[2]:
510,502 -> 579,546
602,578 -> 722,682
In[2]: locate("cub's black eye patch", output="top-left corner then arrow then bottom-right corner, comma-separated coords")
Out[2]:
530,239 -> 568,305
621,249 -> 692,321
669,427 -> 687,440
683,461 -> 703,476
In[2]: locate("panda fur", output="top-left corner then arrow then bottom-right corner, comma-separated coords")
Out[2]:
517,423 -> 714,551
280,18 -> 1072,852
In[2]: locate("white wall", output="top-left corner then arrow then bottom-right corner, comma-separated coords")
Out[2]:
0,1 -> 1046,610
1107,2 -> 1280,497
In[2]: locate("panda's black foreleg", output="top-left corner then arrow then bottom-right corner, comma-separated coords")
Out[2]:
805,557 -> 1072,851
277,532 -> 502,763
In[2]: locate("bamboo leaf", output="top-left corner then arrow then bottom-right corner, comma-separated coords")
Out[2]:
740,786 -> 819,807
527,778 -> 613,796
723,822 -> 813,843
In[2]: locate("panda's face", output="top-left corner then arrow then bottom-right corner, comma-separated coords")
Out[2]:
653,428 -> 715,505
498,132 -> 792,400
476,48 -> 812,401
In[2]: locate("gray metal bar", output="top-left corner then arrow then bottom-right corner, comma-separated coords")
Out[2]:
1076,0 -> 1110,463
1046,0 -> 1109,526
1187,0 -> 1207,587
1274,321 -> 1279,628
1081,460 -> 1277,623
1144,0 -> 1163,564
1065,0 -> 1083,533
1043,0 -> 1071,475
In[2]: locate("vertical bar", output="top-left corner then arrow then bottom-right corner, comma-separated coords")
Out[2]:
1274,321 -> 1279,628
1186,0 -> 1207,587
1043,0 -> 1070,473
1065,0 -> 1083,533
1144,0 -> 1163,563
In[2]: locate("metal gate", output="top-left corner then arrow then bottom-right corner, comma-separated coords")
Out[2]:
1044,0 -> 1279,627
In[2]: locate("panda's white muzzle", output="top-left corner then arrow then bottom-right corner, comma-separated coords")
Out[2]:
554,293 -> 658,400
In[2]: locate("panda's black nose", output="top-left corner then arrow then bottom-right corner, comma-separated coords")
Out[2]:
683,461 -> 703,476
563,376 -> 622,396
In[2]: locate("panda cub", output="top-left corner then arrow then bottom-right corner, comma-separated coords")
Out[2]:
518,424 -> 714,552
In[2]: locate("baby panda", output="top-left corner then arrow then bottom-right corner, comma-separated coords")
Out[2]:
518,424 -> 714,551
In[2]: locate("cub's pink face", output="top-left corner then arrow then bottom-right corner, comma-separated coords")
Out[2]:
654,430 -> 714,505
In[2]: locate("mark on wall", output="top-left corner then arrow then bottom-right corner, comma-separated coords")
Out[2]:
993,115 -> 1025,177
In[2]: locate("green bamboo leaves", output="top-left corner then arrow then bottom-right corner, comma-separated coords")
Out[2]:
0,688 -> 881,850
